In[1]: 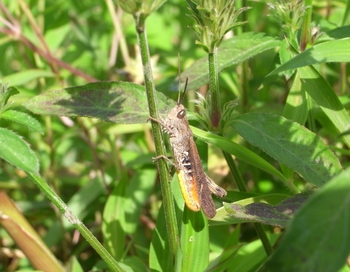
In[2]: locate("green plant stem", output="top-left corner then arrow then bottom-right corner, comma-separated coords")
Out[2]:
253,223 -> 273,256
241,60 -> 249,112
208,49 -> 221,130
300,0 -> 312,51
222,151 -> 246,192
240,0 -> 249,113
209,30 -> 273,255
134,14 -> 179,260
222,147 -> 273,256
26,172 -> 124,272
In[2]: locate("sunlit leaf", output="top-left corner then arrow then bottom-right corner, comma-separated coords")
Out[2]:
266,168 -> 350,272
1,70 -> 54,86
179,32 -> 281,90
0,128 -> 39,173
231,113 -> 342,187
269,38 -> 350,75
23,81 -> 175,124
1,110 -> 43,133
225,192 -> 312,228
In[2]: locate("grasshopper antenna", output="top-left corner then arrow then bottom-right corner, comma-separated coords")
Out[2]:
177,53 -> 188,106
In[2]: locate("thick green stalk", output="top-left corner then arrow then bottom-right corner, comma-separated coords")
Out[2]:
134,14 -> 179,259
222,150 -> 246,192
26,173 -> 124,272
210,45 -> 273,256
300,0 -> 316,131
239,0 -> 249,112
222,152 -> 273,256
208,49 -> 221,130
300,0 -> 312,51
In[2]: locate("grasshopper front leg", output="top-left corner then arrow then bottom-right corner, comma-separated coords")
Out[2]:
148,116 -> 166,127
148,116 -> 180,169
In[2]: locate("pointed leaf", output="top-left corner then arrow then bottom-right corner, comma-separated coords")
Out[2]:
318,25 -> 350,41
23,81 -> 175,124
205,244 -> 244,272
123,256 -> 148,272
191,126 -> 286,182
1,69 -> 54,86
231,113 -> 342,187
179,32 -> 281,90
269,38 -> 350,75
226,192 -> 312,228
278,39 -> 294,79
266,168 -> 350,272
0,84 -> 19,111
0,128 -> 39,173
1,110 -> 43,133
210,194 -> 289,226
229,236 -> 280,272
298,65 -> 350,148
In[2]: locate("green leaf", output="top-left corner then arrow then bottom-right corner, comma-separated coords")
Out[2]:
123,256 -> 148,272
231,113 -> 342,187
66,256 -> 84,272
149,205 -> 174,272
228,236 -> 279,272
227,193 -> 289,207
266,167 -> 350,272
298,65 -> 350,148
205,243 -> 244,272
23,81 -> 176,124
226,192 -> 312,228
318,25 -> 350,41
0,84 -> 19,111
1,110 -> 43,133
190,126 -> 286,182
1,69 -> 54,86
180,209 -> 210,271
0,128 -> 39,173
179,32 -> 281,90
269,38 -> 350,75
211,194 -> 289,226
283,73 -> 308,125
278,39 -> 294,79
64,175 -> 112,228
123,169 -> 157,233
103,174 -> 127,261
282,73 -> 308,181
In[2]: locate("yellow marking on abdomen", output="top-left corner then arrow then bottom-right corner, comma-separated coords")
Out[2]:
177,170 -> 200,211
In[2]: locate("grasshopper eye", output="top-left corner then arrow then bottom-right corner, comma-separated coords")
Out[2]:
177,109 -> 186,119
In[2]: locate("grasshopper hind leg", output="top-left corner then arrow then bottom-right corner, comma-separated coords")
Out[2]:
198,182 -> 217,218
